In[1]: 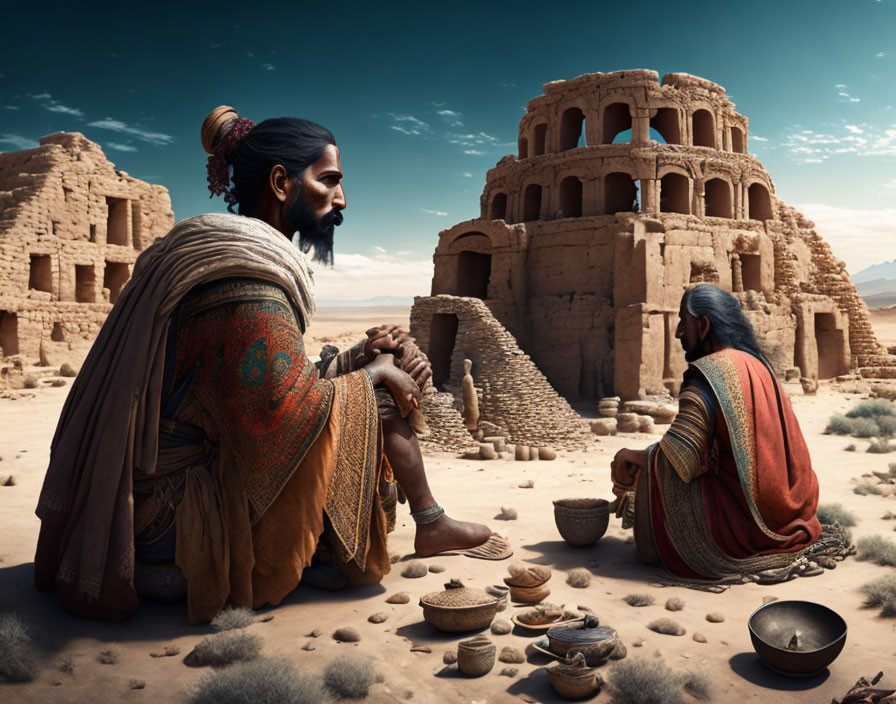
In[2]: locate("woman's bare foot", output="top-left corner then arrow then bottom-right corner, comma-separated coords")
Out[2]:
414,514 -> 492,556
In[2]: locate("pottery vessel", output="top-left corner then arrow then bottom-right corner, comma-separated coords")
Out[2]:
457,635 -> 496,677
547,616 -> 616,660
553,498 -> 610,547
545,653 -> 602,700
420,579 -> 499,632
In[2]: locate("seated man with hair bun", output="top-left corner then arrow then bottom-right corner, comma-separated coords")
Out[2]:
34,106 -> 493,623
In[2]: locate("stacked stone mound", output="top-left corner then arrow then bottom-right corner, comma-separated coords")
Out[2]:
418,387 -> 480,453
411,295 -> 592,450
0,133 -> 173,362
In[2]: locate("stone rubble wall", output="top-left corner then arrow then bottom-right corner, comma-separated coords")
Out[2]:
417,386 -> 480,453
410,295 -> 593,450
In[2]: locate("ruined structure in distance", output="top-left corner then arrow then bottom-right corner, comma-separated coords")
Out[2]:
418,69 -> 890,402
0,133 -> 173,361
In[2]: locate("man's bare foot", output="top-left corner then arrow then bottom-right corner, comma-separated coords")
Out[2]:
414,514 -> 492,556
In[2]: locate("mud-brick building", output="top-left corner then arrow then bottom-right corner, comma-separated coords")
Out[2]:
421,69 -> 889,402
0,133 -> 173,361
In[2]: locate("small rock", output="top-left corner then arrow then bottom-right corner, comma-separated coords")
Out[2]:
518,479 -> 534,489
428,564 -> 445,574
483,436 -> 506,453
3,475 -> 15,486
50,379 -> 66,387
443,650 -> 457,665
495,506 -> 517,521
389,553 -> 402,564
23,375 -> 38,389
410,645 -> 432,653
665,598 -> 685,612
705,612 -> 725,623
500,667 -> 518,677
693,633 -> 707,643
490,619 -> 512,635
762,596 -> 778,605
479,443 -> 497,460
308,628 -> 322,637
301,641 -> 316,651
401,562 -> 428,578
538,448 -> 556,461
60,362 -> 78,377
368,612 -> 388,624
632,638 -> 644,647
386,592 -> 411,604
815,556 -> 837,570
333,627 -> 360,642
260,615 -> 274,623
128,680 -> 146,690
590,418 -> 617,435
498,646 -> 525,664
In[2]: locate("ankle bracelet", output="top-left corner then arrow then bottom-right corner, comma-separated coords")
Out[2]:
411,503 -> 445,525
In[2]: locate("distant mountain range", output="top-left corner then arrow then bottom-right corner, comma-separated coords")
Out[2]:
853,259 -> 896,308
316,295 -> 413,308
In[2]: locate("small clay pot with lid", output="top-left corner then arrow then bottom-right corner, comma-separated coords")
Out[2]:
547,615 -> 618,662
419,579 -> 499,632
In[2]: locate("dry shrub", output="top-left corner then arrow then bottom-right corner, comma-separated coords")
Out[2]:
188,657 -> 332,704
623,593 -> 655,607
855,481 -> 884,496
851,418 -> 881,439
129,679 -> 146,690
825,414 -> 855,435
0,612 -> 38,682
664,597 -> 685,612
211,607 -> 255,632
856,535 -> 896,567
816,503 -> 858,527
860,574 -> 896,617
97,647 -> 119,665
845,444 -> 857,452
606,657 -> 683,704
846,400 -> 896,419
323,655 -> 377,699
189,630 -> 263,668
647,618 -> 685,636
59,655 -> 74,676
679,669 -> 712,701
566,568 -> 592,588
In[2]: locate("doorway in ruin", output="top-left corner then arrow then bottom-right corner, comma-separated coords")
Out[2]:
559,107 -> 585,151
29,254 -> 53,293
693,110 -> 715,148
730,126 -> 745,153
740,253 -> 761,292
518,137 -> 528,159
490,193 -> 507,220
104,261 -> 130,303
651,108 -> 681,144
106,197 -> 129,246
523,184 -> 542,221
75,265 -> 96,302
559,176 -> 583,217
456,251 -> 491,299
815,313 -> 849,379
429,313 -> 459,390
604,172 -> 637,214
748,183 -> 772,221
602,103 -> 631,143
533,124 -> 547,155
0,311 -> 18,356
660,173 -> 689,214
704,178 -> 732,218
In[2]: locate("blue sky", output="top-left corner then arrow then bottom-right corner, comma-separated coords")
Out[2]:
1,0 -> 894,300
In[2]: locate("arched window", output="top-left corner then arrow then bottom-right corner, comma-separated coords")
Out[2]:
523,184 -> 542,221
601,103 -> 631,144
559,176 -> 583,217
519,136 -> 528,159
704,178 -> 732,218
748,183 -> 772,221
533,124 -> 547,156
604,172 -> 637,214
559,107 -> 585,151
650,107 -> 681,144
660,173 -> 689,214
693,109 -> 715,148
490,193 -> 507,220
730,126 -> 745,153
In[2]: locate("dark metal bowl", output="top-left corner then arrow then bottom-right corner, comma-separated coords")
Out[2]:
748,600 -> 847,677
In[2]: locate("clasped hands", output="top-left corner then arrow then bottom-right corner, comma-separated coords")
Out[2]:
610,447 -> 648,514
359,325 -> 432,417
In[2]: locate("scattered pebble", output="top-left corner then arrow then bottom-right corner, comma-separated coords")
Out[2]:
518,480 -> 534,489
428,564 -> 445,574
443,650 -> 457,665
495,506 -> 518,521
149,645 -> 180,658
498,646 -> 525,664
647,618 -> 685,636
632,638 -> 644,647
386,592 -> 411,604
50,379 -> 66,387
665,598 -> 685,612
566,568 -> 592,589
23,375 -> 38,389
390,553 -> 402,564
410,645 -> 432,653
500,667 -> 519,677
260,615 -> 274,623
308,628 -> 322,637
401,562 -> 428,578
3,475 -> 15,486
490,619 -> 512,635
333,627 -> 361,642
705,612 -> 725,623
128,680 -> 146,690
693,633 -> 707,643
368,612 -> 388,624
301,642 -> 316,651
762,596 -> 778,605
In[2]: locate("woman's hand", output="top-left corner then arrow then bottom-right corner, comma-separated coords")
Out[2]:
365,354 -> 421,417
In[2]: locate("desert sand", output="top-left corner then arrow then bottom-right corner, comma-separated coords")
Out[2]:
1,306 -> 895,703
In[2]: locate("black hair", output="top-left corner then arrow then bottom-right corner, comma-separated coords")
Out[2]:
229,117 -> 335,216
683,284 -> 775,373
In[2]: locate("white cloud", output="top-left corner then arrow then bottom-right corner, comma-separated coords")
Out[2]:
371,245 -> 387,253
781,122 -> 896,162
87,118 -> 174,147
436,108 -> 464,127
4,105 -> 18,110
422,208 -> 448,216
309,250 -> 434,301
106,142 -> 137,152
837,91 -> 861,103
0,133 -> 39,150
877,52 -> 888,58
794,203 -> 896,273
750,135 -> 769,142
31,92 -> 84,118
462,172 -> 473,178
388,113 -> 430,136
464,149 -> 484,155
844,124 -> 864,134
262,63 -> 275,71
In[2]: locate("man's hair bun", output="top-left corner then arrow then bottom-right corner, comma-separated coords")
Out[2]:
201,105 -> 241,155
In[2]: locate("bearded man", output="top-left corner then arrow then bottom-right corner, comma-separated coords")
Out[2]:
34,106 -> 492,622
610,284 -> 823,582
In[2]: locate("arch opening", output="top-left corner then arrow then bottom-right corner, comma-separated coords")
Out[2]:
559,176 -> 583,218
604,172 -> 637,214
730,126 -> 745,153
490,192 -> 507,220
429,313 -> 458,390
602,102 -> 631,144
693,109 -> 715,148
518,136 -> 528,159
651,107 -> 681,144
456,251 -> 491,299
523,184 -> 542,221
748,183 -> 772,221
704,178 -> 732,218
560,107 -> 585,151
533,124 -> 547,156
660,173 -> 690,214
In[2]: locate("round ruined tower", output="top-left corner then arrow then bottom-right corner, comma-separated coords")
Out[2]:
420,69 -> 888,403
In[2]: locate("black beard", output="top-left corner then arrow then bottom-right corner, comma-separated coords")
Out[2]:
287,190 -> 343,266
684,337 -> 710,363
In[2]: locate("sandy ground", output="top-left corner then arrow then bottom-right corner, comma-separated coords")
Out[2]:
1,307 -> 896,703
870,309 -> 896,349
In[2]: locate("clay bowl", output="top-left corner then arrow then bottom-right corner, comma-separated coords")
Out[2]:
545,664 -> 602,700
457,635 -> 496,677
420,581 -> 499,632
553,498 -> 610,547
748,600 -> 847,676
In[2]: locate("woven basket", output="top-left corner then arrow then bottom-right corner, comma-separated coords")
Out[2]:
545,663 -> 601,699
457,636 -> 496,677
553,498 -> 609,547
420,580 -> 499,632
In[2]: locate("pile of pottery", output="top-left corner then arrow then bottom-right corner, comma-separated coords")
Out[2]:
504,563 -> 551,604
